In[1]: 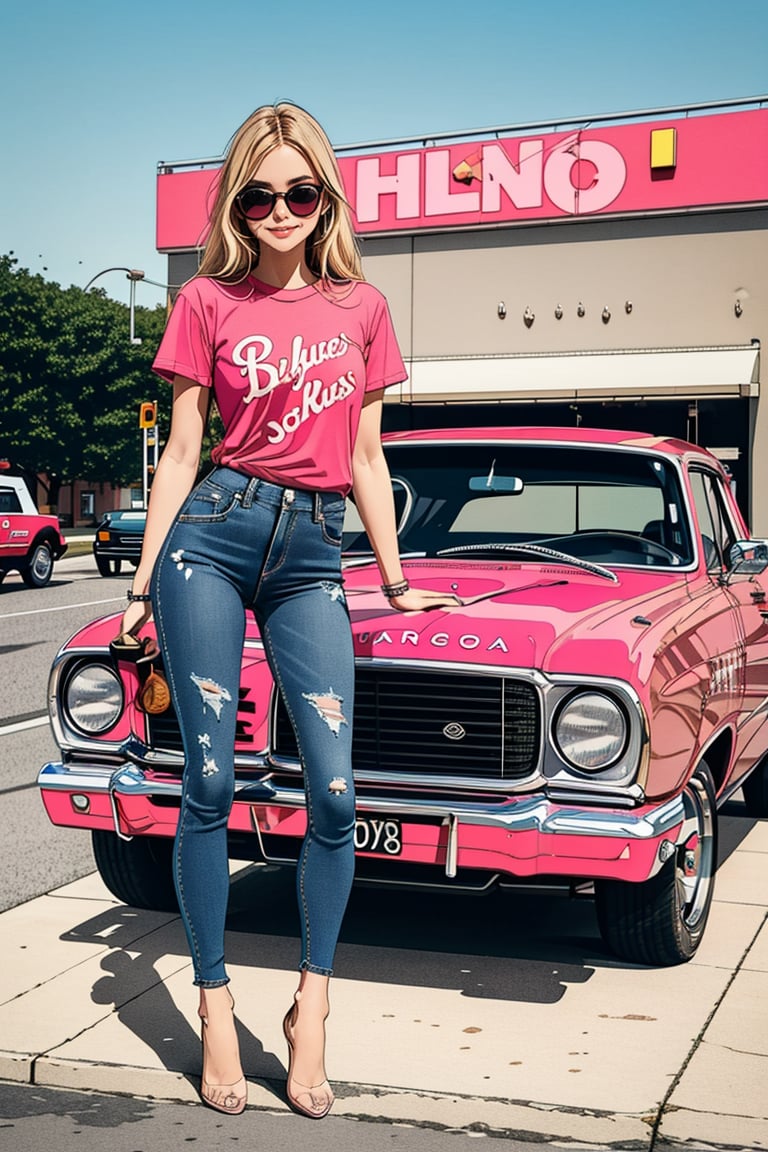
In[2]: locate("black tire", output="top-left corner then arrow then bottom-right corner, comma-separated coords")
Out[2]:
95,554 -> 123,577
742,759 -> 768,818
92,830 -> 178,912
21,541 -> 54,587
594,762 -> 717,966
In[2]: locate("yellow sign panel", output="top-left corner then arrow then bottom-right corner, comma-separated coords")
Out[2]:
650,128 -> 677,170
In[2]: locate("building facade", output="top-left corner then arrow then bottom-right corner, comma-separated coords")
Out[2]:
155,98 -> 767,527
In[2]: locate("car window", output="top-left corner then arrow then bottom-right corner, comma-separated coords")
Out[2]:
451,484 -> 664,535
688,469 -> 738,571
343,443 -> 693,567
0,487 -> 23,515
343,478 -> 413,551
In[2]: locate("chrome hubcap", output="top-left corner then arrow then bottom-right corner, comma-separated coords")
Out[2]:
33,547 -> 52,579
676,775 -> 714,928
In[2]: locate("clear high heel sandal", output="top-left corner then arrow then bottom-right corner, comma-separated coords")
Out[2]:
198,990 -> 247,1115
282,989 -> 334,1119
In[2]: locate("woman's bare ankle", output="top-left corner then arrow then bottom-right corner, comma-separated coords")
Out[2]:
199,984 -> 234,1020
293,971 -> 330,1016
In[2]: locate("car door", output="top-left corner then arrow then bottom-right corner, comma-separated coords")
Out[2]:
688,466 -> 768,784
0,484 -> 25,559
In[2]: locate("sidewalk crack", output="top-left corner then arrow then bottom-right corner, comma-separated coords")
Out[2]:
648,908 -> 768,1151
711,1042 -> 768,1059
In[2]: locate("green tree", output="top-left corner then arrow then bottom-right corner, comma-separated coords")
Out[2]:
0,254 -> 168,506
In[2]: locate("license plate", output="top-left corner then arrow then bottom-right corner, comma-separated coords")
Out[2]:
354,815 -> 402,856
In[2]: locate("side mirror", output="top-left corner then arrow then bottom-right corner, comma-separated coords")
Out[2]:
728,539 -> 768,575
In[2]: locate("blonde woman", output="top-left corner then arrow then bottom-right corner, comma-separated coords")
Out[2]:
120,103 -> 458,1119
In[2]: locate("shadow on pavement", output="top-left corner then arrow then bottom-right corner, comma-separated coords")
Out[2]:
61,905 -> 285,1089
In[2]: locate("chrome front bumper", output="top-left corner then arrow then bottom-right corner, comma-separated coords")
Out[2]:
38,760 -> 686,885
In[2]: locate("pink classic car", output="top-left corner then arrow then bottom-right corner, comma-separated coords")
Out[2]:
38,428 -> 768,966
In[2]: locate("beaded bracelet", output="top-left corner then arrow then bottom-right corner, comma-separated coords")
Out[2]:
127,590 -> 152,603
381,579 -> 410,599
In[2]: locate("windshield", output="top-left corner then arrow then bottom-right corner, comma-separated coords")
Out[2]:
344,442 -> 693,568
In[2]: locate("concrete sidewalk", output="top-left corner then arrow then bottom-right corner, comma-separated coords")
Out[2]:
0,820 -> 766,1150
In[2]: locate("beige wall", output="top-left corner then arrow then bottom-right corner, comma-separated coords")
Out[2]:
360,210 -> 767,357
360,208 -> 768,530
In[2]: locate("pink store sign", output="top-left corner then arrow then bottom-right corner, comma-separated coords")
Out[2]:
156,109 -> 768,251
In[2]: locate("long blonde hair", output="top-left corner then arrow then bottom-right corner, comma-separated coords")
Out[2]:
197,103 -> 363,285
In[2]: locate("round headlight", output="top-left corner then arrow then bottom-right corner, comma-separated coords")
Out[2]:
554,692 -> 627,771
66,663 -> 123,734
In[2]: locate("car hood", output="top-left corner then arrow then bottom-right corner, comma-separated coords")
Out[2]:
342,559 -> 690,676
64,558 -> 689,685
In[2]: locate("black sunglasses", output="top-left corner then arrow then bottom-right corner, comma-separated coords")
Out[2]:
236,183 -> 324,221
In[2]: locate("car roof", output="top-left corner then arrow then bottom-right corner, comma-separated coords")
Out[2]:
381,426 -> 716,464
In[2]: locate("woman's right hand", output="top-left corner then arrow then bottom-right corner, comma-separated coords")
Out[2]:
388,587 -> 463,613
117,596 -> 158,657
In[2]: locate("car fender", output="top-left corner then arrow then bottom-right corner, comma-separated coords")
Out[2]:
30,524 -> 67,557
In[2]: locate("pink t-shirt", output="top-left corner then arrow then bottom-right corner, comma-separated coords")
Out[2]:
153,275 -> 407,495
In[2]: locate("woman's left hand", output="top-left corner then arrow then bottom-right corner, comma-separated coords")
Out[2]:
387,588 -> 463,613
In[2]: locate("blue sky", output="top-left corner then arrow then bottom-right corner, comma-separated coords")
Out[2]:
2,0 -> 766,310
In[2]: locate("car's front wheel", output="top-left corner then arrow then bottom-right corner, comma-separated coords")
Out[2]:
95,554 -> 123,577
594,762 -> 717,966
92,830 -> 179,912
22,541 -> 54,587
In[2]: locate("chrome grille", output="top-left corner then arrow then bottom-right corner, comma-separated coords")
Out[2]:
273,667 -> 539,782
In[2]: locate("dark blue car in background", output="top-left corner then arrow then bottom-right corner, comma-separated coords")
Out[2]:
93,509 -> 146,576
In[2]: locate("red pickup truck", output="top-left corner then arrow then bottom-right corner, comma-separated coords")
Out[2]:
0,476 -> 68,587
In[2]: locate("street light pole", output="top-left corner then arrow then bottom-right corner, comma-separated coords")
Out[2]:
83,266 -> 145,344
127,271 -> 144,345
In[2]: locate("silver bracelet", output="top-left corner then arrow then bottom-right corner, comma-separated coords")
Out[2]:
381,579 -> 410,599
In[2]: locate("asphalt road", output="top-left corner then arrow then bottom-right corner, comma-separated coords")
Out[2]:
0,553 -> 132,911
0,1080 -> 546,1152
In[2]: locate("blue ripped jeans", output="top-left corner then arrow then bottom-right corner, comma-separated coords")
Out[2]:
151,467 -> 355,987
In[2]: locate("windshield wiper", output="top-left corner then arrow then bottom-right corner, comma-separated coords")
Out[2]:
435,542 -> 619,583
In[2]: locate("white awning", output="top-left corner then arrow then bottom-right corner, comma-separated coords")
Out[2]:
392,344 -> 760,404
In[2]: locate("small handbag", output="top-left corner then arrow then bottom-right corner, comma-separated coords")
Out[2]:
109,629 -> 170,715
134,668 -> 171,714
